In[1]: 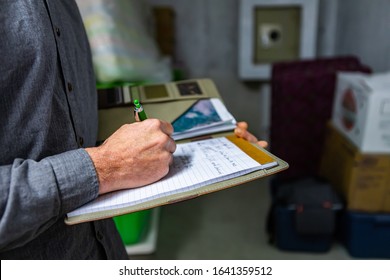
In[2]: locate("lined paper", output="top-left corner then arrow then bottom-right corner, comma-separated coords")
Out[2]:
67,137 -> 277,218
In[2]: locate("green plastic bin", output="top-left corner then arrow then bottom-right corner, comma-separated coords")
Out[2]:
113,210 -> 152,245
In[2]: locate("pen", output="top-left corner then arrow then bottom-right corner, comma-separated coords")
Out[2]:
134,99 -> 148,121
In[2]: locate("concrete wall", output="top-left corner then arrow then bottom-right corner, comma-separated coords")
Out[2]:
334,0 -> 390,72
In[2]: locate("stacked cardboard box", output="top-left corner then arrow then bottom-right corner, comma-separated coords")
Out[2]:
320,123 -> 390,258
331,72 -> 390,154
319,122 -> 390,212
319,72 -> 390,258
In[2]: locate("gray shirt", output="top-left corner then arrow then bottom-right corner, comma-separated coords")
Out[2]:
0,0 -> 127,259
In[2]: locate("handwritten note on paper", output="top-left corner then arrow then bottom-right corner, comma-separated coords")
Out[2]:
67,137 -> 277,218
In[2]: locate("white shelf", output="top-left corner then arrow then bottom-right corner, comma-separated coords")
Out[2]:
125,207 -> 160,255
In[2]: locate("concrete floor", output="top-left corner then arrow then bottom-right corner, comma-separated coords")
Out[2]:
132,177 -> 353,260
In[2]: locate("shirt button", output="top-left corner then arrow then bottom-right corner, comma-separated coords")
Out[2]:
55,27 -> 60,37
67,82 -> 73,92
78,136 -> 84,147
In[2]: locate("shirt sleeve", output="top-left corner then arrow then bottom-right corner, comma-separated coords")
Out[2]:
0,148 -> 99,251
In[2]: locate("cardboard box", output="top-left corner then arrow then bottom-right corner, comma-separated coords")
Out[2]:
331,72 -> 390,153
319,123 -> 390,212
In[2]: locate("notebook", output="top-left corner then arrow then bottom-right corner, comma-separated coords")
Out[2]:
65,135 -> 288,225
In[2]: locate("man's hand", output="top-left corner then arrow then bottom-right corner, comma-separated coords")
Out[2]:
86,119 -> 176,195
234,121 -> 268,148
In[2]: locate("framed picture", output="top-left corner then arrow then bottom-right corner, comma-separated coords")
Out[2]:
238,0 -> 319,80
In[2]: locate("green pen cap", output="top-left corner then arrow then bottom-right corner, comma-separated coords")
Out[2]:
134,99 -> 141,108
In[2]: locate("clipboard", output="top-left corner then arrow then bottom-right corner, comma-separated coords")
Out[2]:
66,79 -> 288,225
65,134 -> 288,225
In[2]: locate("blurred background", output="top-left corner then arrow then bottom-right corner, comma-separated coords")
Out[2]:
75,0 -> 390,259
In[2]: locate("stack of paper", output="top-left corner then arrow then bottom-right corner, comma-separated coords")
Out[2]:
171,98 -> 237,141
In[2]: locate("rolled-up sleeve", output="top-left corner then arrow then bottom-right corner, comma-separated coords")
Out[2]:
0,149 -> 99,251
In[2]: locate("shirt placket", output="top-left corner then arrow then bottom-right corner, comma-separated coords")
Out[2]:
44,1 -> 84,148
